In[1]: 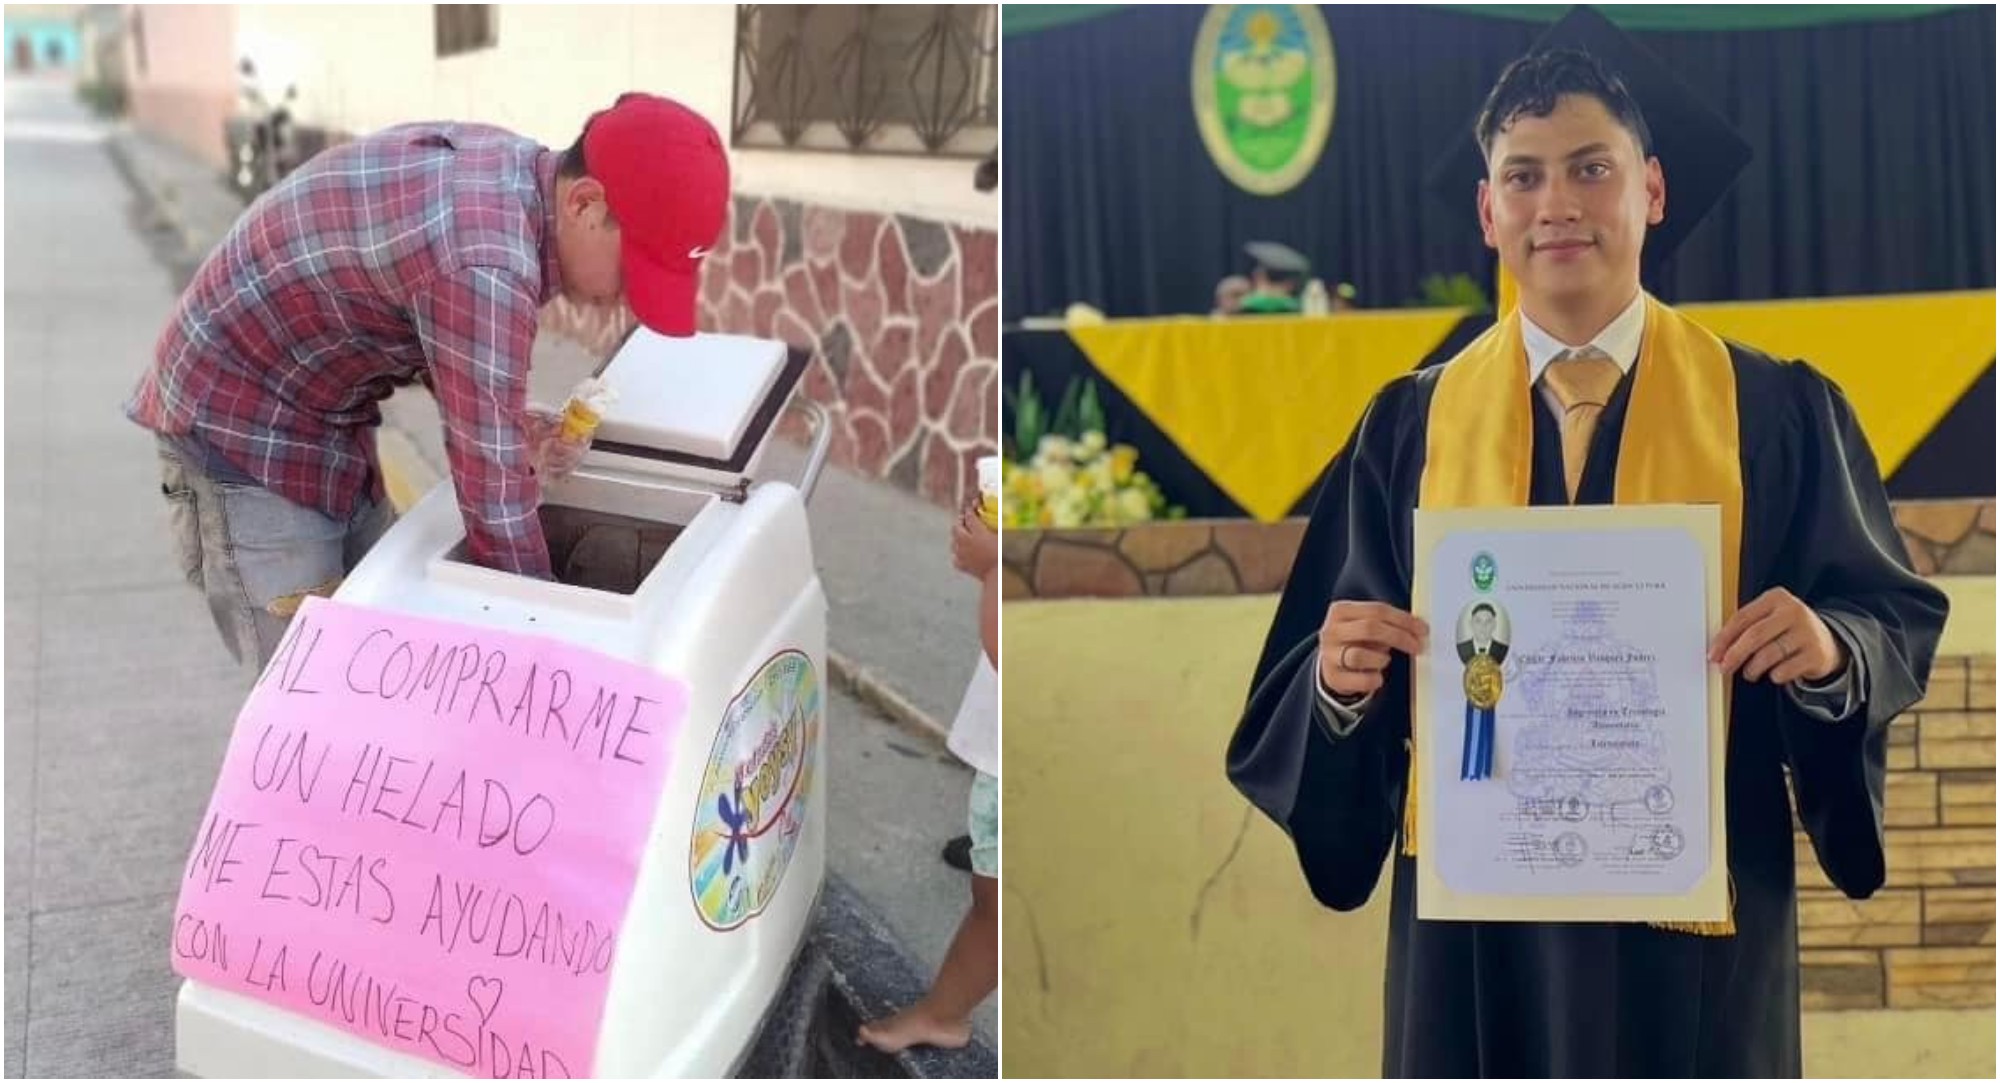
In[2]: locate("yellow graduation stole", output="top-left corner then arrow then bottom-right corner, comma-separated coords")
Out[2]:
1410,293 -> 1743,937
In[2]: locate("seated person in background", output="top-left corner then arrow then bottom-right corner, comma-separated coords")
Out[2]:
1213,274 -> 1252,316
1062,302 -> 1107,326
1239,240 -> 1311,314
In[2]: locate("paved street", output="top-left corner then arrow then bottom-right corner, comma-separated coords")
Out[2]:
3,73 -> 991,1076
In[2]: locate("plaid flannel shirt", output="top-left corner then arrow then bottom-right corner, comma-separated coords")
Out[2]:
126,122 -> 563,578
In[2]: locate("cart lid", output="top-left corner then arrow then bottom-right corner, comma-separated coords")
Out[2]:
586,329 -> 808,488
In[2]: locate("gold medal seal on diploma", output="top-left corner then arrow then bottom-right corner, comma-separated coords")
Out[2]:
1464,653 -> 1504,710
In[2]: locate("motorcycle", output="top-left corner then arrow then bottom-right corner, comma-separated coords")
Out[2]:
221,57 -> 298,202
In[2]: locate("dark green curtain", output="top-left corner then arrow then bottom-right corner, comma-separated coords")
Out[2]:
1001,4 -> 1996,320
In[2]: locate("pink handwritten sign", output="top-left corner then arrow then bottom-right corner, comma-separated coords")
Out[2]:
170,596 -> 685,1078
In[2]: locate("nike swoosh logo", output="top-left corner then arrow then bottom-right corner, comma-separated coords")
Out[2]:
688,246 -> 712,260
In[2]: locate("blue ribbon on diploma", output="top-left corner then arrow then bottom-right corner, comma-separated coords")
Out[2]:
1460,651 -> 1504,781
1460,701 -> 1495,781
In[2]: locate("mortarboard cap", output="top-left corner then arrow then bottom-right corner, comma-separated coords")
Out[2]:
1423,5 -> 1753,267
1245,240 -> 1312,276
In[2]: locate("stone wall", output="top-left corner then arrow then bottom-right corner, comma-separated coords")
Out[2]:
1001,499 -> 1996,601
1799,656 -> 1996,1009
542,196 -> 999,513
1002,498 -> 1996,1011
1897,501 -> 1998,577
1000,520 -> 1306,601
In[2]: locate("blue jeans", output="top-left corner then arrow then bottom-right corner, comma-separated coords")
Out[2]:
157,438 -> 395,677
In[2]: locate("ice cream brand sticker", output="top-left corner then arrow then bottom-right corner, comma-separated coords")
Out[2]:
689,650 -> 819,931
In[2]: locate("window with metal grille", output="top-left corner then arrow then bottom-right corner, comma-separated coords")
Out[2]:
732,5 -> 998,158
435,5 -> 496,58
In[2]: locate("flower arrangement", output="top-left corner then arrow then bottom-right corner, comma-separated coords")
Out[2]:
1002,373 -> 1184,528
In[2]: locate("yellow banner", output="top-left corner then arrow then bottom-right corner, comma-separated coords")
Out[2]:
1070,292 -> 1994,521
1071,309 -> 1470,521
1680,291 -> 1994,477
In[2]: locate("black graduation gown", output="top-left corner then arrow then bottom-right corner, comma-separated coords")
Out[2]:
1225,343 -> 1950,1078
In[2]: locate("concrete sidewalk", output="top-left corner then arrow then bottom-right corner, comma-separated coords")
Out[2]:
4,80 -> 993,1076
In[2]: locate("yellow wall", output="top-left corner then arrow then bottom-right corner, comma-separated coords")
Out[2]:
1001,578 -> 1996,1078
1001,594 -> 1383,1078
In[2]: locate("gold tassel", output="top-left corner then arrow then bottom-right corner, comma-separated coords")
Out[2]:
1401,740 -> 1418,857
1403,296 -> 1741,938
1650,919 -> 1736,937
1649,875 -> 1739,936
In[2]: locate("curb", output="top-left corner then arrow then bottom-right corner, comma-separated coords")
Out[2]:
811,873 -> 1001,1078
825,654 -> 954,747
741,874 -> 1000,1078
102,126 -> 207,271
371,440 -> 956,748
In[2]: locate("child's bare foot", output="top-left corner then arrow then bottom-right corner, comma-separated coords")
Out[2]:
855,1006 -> 972,1054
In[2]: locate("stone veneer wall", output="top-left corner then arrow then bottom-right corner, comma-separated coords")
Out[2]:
1000,500 -> 1996,601
1799,655 -> 1995,1010
541,196 -> 998,512
1002,498 -> 1997,1011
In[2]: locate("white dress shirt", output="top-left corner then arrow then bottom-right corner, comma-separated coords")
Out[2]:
1314,292 -> 1863,738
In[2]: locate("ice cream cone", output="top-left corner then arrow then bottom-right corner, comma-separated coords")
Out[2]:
977,456 -> 1000,529
559,398 -> 602,443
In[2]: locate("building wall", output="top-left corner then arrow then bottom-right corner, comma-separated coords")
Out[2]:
1003,503 -> 2000,601
1001,582 -> 1996,1077
3,18 -> 82,70
74,6 -> 124,85
235,4 -> 993,229
1002,505 -> 1998,1029
1800,653 -> 1998,1010
224,2 -> 998,509
122,4 -> 238,171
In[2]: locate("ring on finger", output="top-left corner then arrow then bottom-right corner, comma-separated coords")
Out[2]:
1338,645 -> 1355,671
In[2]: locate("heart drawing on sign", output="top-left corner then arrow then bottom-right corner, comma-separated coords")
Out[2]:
467,974 -> 504,1024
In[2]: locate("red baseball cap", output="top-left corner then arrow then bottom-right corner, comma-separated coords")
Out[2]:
583,93 -> 730,337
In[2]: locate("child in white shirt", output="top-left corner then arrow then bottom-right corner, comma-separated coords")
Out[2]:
858,498 -> 999,1053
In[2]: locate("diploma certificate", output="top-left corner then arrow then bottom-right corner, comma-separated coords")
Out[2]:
1412,504 -> 1729,924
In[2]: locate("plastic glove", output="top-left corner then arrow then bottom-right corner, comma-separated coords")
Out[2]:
524,403 -> 590,481
523,404 -> 561,446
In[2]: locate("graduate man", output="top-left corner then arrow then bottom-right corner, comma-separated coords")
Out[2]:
1225,11 -> 1949,1077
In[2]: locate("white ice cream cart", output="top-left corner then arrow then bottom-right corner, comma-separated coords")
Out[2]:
175,330 -> 832,1078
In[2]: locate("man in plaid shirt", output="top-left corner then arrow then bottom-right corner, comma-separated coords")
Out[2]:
128,93 -> 729,674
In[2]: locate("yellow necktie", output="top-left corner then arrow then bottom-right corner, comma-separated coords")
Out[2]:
1541,347 -> 1624,502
